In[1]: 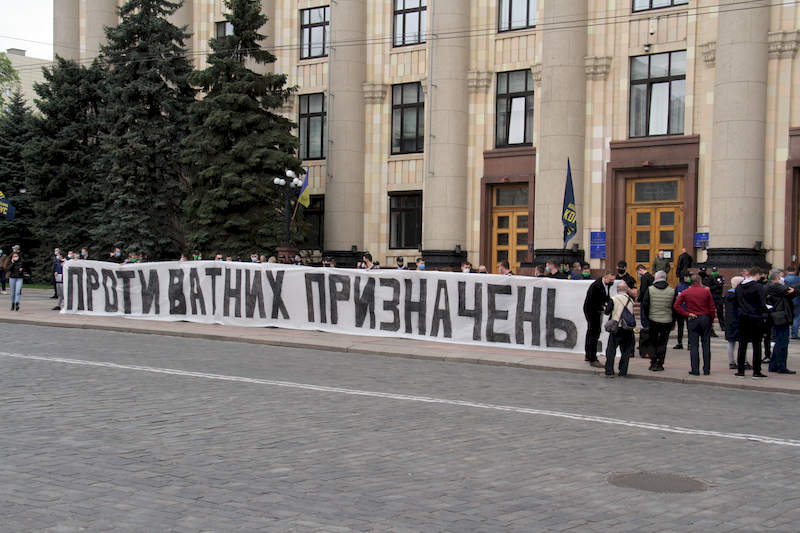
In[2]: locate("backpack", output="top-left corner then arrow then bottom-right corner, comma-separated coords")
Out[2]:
619,297 -> 636,330
605,296 -> 635,333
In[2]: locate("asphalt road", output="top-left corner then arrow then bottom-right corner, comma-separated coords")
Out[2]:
0,323 -> 798,532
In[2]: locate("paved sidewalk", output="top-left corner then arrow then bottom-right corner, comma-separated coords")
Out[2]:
3,289 -> 799,394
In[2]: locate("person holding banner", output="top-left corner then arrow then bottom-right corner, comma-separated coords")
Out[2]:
583,270 -> 616,368
7,251 -> 25,311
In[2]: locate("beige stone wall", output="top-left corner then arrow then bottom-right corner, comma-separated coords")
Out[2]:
62,0 -> 800,267
6,52 -> 48,111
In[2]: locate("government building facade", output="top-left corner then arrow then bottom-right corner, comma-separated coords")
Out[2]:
55,0 -> 800,276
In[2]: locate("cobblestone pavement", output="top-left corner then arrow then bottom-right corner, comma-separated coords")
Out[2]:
1,324 -> 798,532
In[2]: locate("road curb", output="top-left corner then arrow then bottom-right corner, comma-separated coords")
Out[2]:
1,316 -> 797,395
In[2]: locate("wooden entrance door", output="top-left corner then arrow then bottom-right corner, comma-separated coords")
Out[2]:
626,178 -> 683,285
490,185 -> 530,273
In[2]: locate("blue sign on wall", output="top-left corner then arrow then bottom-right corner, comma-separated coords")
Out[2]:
590,232 -> 606,259
694,232 -> 709,248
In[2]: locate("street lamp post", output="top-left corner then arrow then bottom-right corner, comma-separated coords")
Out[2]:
273,169 -> 304,263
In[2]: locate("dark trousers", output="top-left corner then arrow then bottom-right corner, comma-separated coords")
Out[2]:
676,316 -> 685,345
584,313 -> 602,362
762,323 -> 773,360
687,315 -> 712,374
605,330 -> 634,375
738,316 -> 764,375
52,275 -> 58,297
769,324 -> 789,372
0,268 -> 5,291
714,299 -> 725,330
649,321 -> 672,367
640,306 -> 649,329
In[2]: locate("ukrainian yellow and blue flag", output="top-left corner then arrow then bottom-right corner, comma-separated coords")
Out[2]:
297,173 -> 310,208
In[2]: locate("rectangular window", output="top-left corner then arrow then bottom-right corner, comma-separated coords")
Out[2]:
304,195 -> 324,250
633,0 -> 688,12
215,21 -> 233,38
298,93 -> 326,160
389,192 -> 423,249
496,70 -> 534,148
391,82 -> 425,154
498,0 -> 537,32
394,0 -> 427,47
629,51 -> 686,138
300,6 -> 329,59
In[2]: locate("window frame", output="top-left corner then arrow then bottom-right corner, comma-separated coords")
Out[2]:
215,21 -> 233,39
632,0 -> 689,13
389,191 -> 423,250
391,82 -> 425,155
495,69 -> 535,148
298,93 -> 326,161
393,0 -> 427,47
299,6 -> 330,60
628,51 -> 686,138
303,195 -> 325,250
498,0 -> 537,33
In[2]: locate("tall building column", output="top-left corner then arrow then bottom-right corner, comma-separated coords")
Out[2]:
170,0 -> 194,53
53,0 -> 80,61
707,0 -> 770,268
533,0 -> 587,266
323,0 -> 366,266
83,0 -> 118,60
422,0 -> 469,269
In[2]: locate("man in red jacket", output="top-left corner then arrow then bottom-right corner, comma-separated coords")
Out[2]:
673,274 -> 716,376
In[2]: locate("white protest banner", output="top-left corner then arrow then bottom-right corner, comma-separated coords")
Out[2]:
63,261 -> 610,354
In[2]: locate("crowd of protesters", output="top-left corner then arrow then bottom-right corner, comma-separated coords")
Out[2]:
4,242 -> 800,380
581,249 -> 799,379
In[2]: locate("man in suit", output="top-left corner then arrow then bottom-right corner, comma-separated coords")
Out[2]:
583,270 -> 616,368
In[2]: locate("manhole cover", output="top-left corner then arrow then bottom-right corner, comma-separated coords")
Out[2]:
608,472 -> 708,493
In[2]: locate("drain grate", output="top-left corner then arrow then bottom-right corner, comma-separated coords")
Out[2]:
608,472 -> 708,493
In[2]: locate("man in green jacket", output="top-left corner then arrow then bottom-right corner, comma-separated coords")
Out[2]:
652,250 -> 671,277
642,270 -> 676,371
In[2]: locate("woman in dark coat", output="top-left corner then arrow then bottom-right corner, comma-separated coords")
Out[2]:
725,276 -> 749,369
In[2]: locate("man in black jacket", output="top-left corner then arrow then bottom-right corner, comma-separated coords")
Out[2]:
615,261 -> 637,294
50,247 -> 61,298
734,267 -> 768,378
766,270 -> 796,374
583,270 -> 616,368
701,266 -> 726,335
636,264 -> 655,328
676,248 -> 693,279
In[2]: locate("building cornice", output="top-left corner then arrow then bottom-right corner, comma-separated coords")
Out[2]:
585,56 -> 612,81
699,42 -> 716,67
769,30 -> 800,59
362,83 -> 388,104
467,70 -> 492,93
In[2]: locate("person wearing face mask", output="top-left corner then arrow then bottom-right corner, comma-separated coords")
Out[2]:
582,270 -> 616,368
250,253 -> 259,263
673,271 -> 692,349
579,264 -> 592,280
7,252 -> 25,311
701,266 -> 726,336
109,248 -> 123,263
396,257 -> 408,270
615,261 -> 637,296
80,248 -> 89,260
461,261 -> 473,273
416,257 -> 425,271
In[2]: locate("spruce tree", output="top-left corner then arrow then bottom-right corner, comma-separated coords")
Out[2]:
96,0 -> 195,259
24,58 -> 106,269
181,0 -> 302,256
0,91 -> 37,259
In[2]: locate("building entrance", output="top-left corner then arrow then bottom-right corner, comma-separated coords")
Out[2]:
625,178 -> 683,285
490,185 -> 529,274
